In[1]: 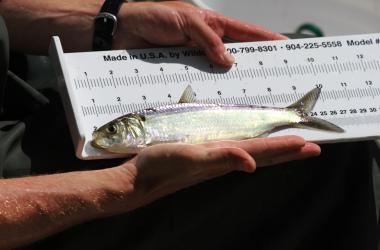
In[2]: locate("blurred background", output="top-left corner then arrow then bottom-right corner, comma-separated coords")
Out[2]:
26,0 -> 380,228
184,0 -> 380,36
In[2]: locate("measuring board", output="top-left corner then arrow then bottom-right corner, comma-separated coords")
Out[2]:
50,33 -> 380,160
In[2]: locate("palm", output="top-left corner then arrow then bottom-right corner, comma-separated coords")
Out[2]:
125,136 -> 320,202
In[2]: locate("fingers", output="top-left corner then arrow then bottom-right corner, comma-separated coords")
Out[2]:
254,142 -> 321,167
238,136 -> 307,156
203,135 -> 306,154
188,9 -> 287,66
185,14 -> 235,67
201,135 -> 321,167
184,9 -> 289,67
205,10 -> 288,42
203,147 -> 256,173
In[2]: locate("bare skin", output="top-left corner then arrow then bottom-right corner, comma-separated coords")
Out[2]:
0,0 -> 286,66
0,1 -> 317,249
113,1 -> 287,66
0,136 -> 320,249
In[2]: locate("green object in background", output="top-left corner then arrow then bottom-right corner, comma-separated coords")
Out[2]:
296,23 -> 324,37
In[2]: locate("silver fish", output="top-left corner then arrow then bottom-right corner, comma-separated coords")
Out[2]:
91,86 -> 344,153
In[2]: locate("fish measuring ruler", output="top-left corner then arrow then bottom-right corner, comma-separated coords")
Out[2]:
50,33 -> 380,160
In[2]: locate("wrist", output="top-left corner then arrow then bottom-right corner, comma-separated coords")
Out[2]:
111,1 -> 140,50
109,161 -> 179,212
92,0 -> 129,51
90,165 -> 137,217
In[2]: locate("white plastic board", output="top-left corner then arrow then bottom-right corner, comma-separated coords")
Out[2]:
50,33 -> 380,159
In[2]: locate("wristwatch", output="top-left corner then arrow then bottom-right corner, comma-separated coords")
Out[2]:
92,0 -> 127,51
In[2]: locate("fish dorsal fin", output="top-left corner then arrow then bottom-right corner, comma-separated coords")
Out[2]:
287,87 -> 321,114
178,85 -> 197,103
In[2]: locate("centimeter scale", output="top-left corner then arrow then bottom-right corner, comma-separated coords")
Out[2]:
50,33 -> 380,160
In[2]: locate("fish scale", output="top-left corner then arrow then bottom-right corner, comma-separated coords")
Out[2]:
142,104 -> 300,144
90,87 -> 343,153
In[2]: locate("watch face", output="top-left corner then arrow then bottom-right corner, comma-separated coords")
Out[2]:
95,13 -> 117,36
93,13 -> 118,50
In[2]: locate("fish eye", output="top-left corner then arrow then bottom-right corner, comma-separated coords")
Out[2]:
106,124 -> 117,134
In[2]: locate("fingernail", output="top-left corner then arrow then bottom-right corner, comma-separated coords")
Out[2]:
221,50 -> 235,65
277,33 -> 289,40
304,142 -> 321,155
239,158 -> 256,173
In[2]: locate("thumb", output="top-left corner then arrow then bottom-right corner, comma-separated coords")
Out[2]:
186,17 -> 235,67
203,147 -> 257,173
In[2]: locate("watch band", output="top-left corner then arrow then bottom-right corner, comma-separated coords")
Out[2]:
92,0 -> 127,51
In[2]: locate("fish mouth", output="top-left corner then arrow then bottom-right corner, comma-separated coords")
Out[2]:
91,139 -> 107,150
91,131 -> 109,150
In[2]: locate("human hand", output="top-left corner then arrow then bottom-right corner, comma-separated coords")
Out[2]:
114,1 -> 287,67
118,136 -> 320,210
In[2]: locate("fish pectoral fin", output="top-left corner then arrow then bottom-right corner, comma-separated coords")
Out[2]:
146,139 -> 184,146
178,85 -> 198,103
287,87 -> 321,114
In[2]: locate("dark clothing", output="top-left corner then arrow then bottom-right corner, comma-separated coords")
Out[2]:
27,143 -> 378,250
0,16 -> 378,250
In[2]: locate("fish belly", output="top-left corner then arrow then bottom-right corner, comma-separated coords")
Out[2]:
143,108 -> 300,145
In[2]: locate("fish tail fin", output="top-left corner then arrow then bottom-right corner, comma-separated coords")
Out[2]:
298,116 -> 345,132
288,87 -> 344,133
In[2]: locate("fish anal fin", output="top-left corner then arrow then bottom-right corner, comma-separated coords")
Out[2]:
255,132 -> 270,138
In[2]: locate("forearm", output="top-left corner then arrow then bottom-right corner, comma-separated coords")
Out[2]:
0,0 -> 103,54
0,166 -> 136,249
